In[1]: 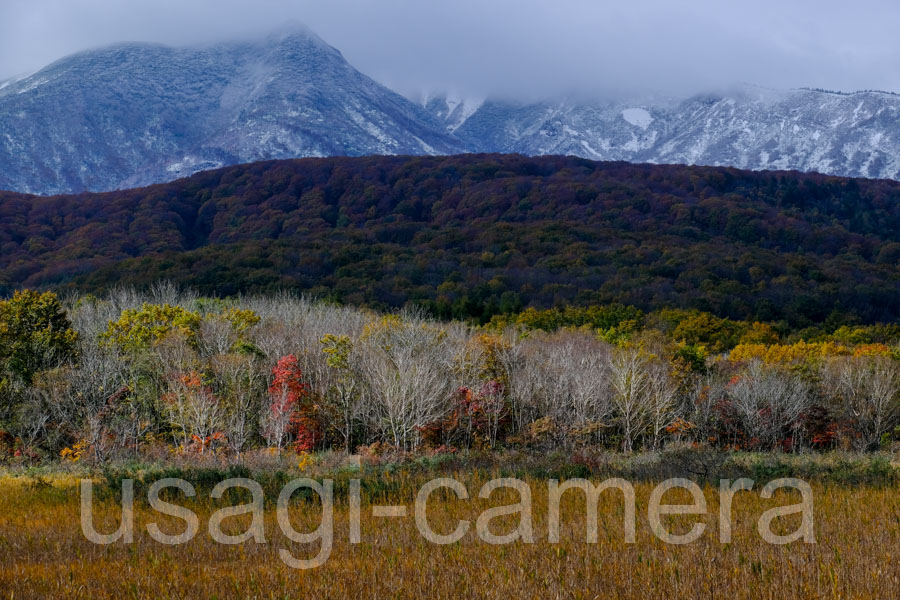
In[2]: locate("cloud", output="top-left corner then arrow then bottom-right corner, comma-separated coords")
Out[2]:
2,0 -> 899,98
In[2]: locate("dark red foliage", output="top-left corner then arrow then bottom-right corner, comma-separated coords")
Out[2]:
267,354 -> 321,453
419,382 -> 510,449
3,155 -> 900,326
0,430 -> 15,456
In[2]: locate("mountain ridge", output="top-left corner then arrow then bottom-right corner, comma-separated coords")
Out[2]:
4,27 -> 900,194
0,26 -> 463,195
426,86 -> 900,182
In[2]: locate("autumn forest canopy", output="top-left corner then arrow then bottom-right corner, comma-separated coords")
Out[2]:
3,154 -> 900,462
1,284 -> 900,468
2,154 -> 900,330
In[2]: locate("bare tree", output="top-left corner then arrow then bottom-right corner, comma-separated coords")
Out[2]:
647,360 -> 678,450
50,340 -> 129,462
565,334 -> 614,434
607,346 -> 653,453
161,371 -> 226,453
68,296 -> 124,341
684,372 -> 729,444
500,330 -> 614,447
13,384 -> 52,453
502,334 -> 568,445
822,355 -> 900,451
17,283 -> 900,462
198,316 -> 240,357
210,353 -> 266,459
357,316 -> 455,450
498,334 -> 536,434
728,360 -> 810,450
147,280 -> 198,309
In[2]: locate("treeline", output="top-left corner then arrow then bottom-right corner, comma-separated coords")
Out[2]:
3,155 -> 900,327
1,285 -> 898,464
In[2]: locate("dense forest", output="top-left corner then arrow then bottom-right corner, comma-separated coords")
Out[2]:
1,286 -> 898,465
2,154 -> 900,328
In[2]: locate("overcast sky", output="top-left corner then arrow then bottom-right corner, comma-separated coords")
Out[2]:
2,0 -> 899,99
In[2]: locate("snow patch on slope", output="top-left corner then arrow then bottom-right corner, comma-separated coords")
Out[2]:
622,108 -> 653,130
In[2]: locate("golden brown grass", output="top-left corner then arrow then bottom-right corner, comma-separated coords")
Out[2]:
0,472 -> 897,599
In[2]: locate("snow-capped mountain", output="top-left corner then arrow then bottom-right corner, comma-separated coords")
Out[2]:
424,87 -> 900,180
0,25 -> 463,195
3,24 -> 900,195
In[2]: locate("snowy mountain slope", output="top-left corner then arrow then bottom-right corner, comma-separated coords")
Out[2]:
427,87 -> 900,181
3,24 -> 900,195
0,26 -> 463,195
419,93 -> 485,134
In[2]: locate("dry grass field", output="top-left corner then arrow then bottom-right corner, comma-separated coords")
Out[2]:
0,468 -> 897,599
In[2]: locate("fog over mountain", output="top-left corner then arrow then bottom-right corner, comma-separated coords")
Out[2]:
3,19 -> 900,194
0,27 -> 463,194
4,0 -> 900,99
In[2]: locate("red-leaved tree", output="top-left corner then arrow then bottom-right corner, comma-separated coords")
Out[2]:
262,355 -> 320,452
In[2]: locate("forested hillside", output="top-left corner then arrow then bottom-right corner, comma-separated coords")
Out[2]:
3,154 -> 900,327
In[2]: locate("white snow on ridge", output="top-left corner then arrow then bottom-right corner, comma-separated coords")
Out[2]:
8,27 -> 900,195
441,94 -> 485,132
0,70 -> 40,94
16,78 -> 49,94
446,94 -> 484,120
622,108 -> 653,130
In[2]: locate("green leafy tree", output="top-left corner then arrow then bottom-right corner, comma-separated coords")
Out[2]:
665,310 -> 747,353
320,334 -> 363,452
219,308 -> 261,336
101,303 -> 202,352
0,290 -> 78,385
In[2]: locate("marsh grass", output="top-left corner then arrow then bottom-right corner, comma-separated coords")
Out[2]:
0,453 -> 898,598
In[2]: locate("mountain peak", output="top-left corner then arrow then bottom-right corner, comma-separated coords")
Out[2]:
3,27 -> 900,195
260,22 -> 347,68
265,20 -> 323,42
0,25 -> 463,195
